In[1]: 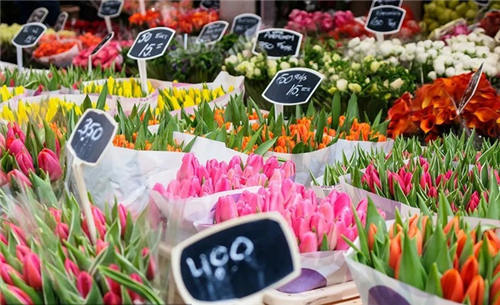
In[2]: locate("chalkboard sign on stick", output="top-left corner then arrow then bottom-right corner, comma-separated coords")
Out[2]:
200,0 -> 220,10
91,32 -> 114,56
12,23 -> 46,48
27,7 -> 48,23
371,0 -> 402,8
98,0 -> 123,18
67,109 -> 117,165
457,62 -> 484,114
262,68 -> 324,106
171,213 -> 300,304
365,5 -> 406,35
127,27 -> 175,60
196,21 -> 228,45
253,29 -> 303,59
231,13 -> 261,37
54,12 -> 69,32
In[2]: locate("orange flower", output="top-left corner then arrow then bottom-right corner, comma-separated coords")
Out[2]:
491,275 -> 500,302
464,275 -> 484,305
389,232 -> 402,271
441,269 -> 464,302
460,256 -> 479,289
368,223 -> 377,251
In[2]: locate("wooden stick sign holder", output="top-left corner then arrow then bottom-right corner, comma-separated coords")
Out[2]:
66,109 -> 118,243
262,68 -> 324,119
88,32 -> 114,75
98,0 -> 124,34
365,4 -> 406,42
127,27 -> 176,93
11,23 -> 47,71
171,213 -> 301,305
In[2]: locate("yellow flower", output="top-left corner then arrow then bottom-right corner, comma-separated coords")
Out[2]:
1,104 -> 14,121
158,94 -> 165,111
169,96 -> 181,110
107,77 -> 115,94
17,101 -> 28,125
184,95 -> 195,107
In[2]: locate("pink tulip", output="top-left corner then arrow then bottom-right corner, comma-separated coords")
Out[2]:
215,196 -> 238,223
467,191 -> 481,213
103,292 -> 121,305
64,258 -> 80,277
299,231 -> 318,253
128,273 -> 144,302
292,217 -> 309,241
7,139 -> 26,156
23,253 -> 42,290
49,207 -> 62,223
263,157 -> 279,178
142,248 -> 157,280
7,123 -> 26,143
9,224 -> 27,246
176,153 -> 198,181
7,169 -> 31,188
214,176 -> 231,193
55,222 -> 69,240
77,272 -> 93,298
246,154 -> 263,171
0,262 -> 22,285
37,148 -> 62,181
96,239 -> 109,255
7,285 -> 33,305
281,160 -> 295,179
0,171 -> 7,187
118,204 -> 128,237
0,232 -> 7,245
107,264 -> 121,294
16,245 -> 31,262
310,213 -> 329,244
0,133 -> 5,150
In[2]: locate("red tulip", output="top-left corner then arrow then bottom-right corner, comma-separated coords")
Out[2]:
118,204 -> 128,237
37,148 -> 62,181
128,273 -> 144,302
0,262 -> 22,285
103,292 -> 121,305
6,285 -> 33,305
6,139 -> 26,156
64,258 -> 80,277
15,151 -> 34,176
106,264 -> 121,294
22,253 -> 42,290
142,247 -> 156,280
76,272 -> 93,298
7,169 -> 31,188
16,245 -> 31,261
55,223 -> 69,240
49,207 -> 62,223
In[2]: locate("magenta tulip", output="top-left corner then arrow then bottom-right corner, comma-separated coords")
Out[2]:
7,139 -> 26,156
142,248 -> 157,280
64,258 -> 80,277
37,148 -> 62,181
22,253 -> 42,290
103,292 -> 121,305
76,272 -> 93,298
215,196 -> 238,223
55,223 -> 69,241
118,204 -> 128,237
7,285 -> 33,305
0,262 -> 22,285
96,239 -> 109,255
299,232 -> 318,253
128,273 -> 144,302
107,264 -> 121,294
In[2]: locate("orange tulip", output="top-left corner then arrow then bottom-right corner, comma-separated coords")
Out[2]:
485,230 -> 500,255
460,256 -> 479,289
473,241 -> 483,258
444,216 -> 459,235
456,230 -> 467,259
490,276 -> 500,302
368,223 -> 377,251
441,269 -> 464,302
464,275 -> 484,305
389,232 -> 402,270
494,263 -> 500,276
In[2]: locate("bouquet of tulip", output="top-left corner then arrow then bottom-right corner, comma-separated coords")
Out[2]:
286,9 -> 334,35
163,8 -> 219,35
153,153 -> 295,199
157,84 -> 233,111
214,177 -> 381,253
73,41 -> 131,71
388,72 -> 500,140
329,12 -> 372,40
82,77 -> 154,98
347,206 -> 500,305
0,85 -> 26,103
0,178 -> 161,304
33,40 -> 78,59
128,9 -> 162,28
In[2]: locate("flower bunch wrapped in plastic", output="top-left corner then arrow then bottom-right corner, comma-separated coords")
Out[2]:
157,84 -> 233,111
73,41 -> 130,70
0,85 -> 25,103
153,153 -> 295,199
82,77 -> 154,98
286,9 -> 334,34
214,177 -> 382,252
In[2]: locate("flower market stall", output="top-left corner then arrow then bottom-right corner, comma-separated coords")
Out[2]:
0,0 -> 499,304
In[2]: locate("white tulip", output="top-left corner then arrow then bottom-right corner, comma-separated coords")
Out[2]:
336,79 -> 348,91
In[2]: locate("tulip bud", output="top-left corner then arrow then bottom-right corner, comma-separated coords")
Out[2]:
6,285 -> 33,305
64,258 -> 80,277
76,272 -> 93,298
0,263 -> 22,285
118,204 -> 128,237
106,264 -> 121,294
0,171 -> 7,187
15,151 -> 34,176
142,248 -> 157,280
128,273 -> 144,302
299,231 -> 318,253
215,196 -> 238,223
37,148 -> 62,181
16,245 -> 31,262
55,223 -> 69,241
6,139 -> 27,157
96,239 -> 109,255
7,170 -> 31,188
22,253 -> 42,290
103,292 -> 121,305
49,207 -> 62,223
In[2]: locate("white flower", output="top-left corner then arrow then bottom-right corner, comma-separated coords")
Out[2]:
416,52 -> 428,64
336,79 -> 348,91
348,83 -> 362,93
388,57 -> 398,65
365,77 -> 370,84
226,55 -> 238,65
351,62 -> 361,70
313,45 -> 322,52
254,68 -> 261,77
383,80 -> 389,87
445,67 -> 456,77
242,50 -> 251,58
331,74 -> 339,81
289,57 -> 299,65
432,40 -> 445,49
423,40 -> 432,49
348,37 -> 361,48
428,71 -> 437,80
427,49 -> 438,58
370,61 -> 381,72
390,78 -> 404,90
434,61 -> 445,75
280,62 -> 290,70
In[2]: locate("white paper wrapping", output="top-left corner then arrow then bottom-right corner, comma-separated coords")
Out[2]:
35,43 -> 80,68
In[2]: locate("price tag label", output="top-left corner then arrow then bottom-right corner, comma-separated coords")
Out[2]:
127,27 -> 175,60
262,68 -> 324,106
91,32 -> 114,56
68,109 -> 117,165
171,213 -> 300,304
231,13 -> 261,37
12,23 -> 47,48
365,5 -> 406,34
475,0 -> 490,6
253,29 -> 302,59
371,0 -> 402,8
196,21 -> 228,45
200,0 -> 220,10
54,11 -> 69,32
98,0 -> 123,18
27,7 -> 48,23
457,63 -> 484,114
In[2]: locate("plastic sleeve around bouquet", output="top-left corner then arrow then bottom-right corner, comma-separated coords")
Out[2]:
6,93 -> 98,112
164,71 -> 245,118
266,139 -> 394,186
346,216 -> 500,305
35,43 -> 80,68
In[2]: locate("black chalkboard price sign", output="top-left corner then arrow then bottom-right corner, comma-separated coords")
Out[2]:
371,0 -> 402,8
231,13 -> 261,37
262,68 -> 324,106
196,21 -> 228,45
12,23 -> 47,48
457,62 -> 484,114
365,5 -> 406,34
253,29 -> 303,59
54,12 -> 69,32
91,32 -> 114,56
98,0 -> 123,18
171,213 -> 300,304
68,109 -> 117,165
27,7 -> 48,23
200,0 -> 220,10
127,27 -> 175,60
